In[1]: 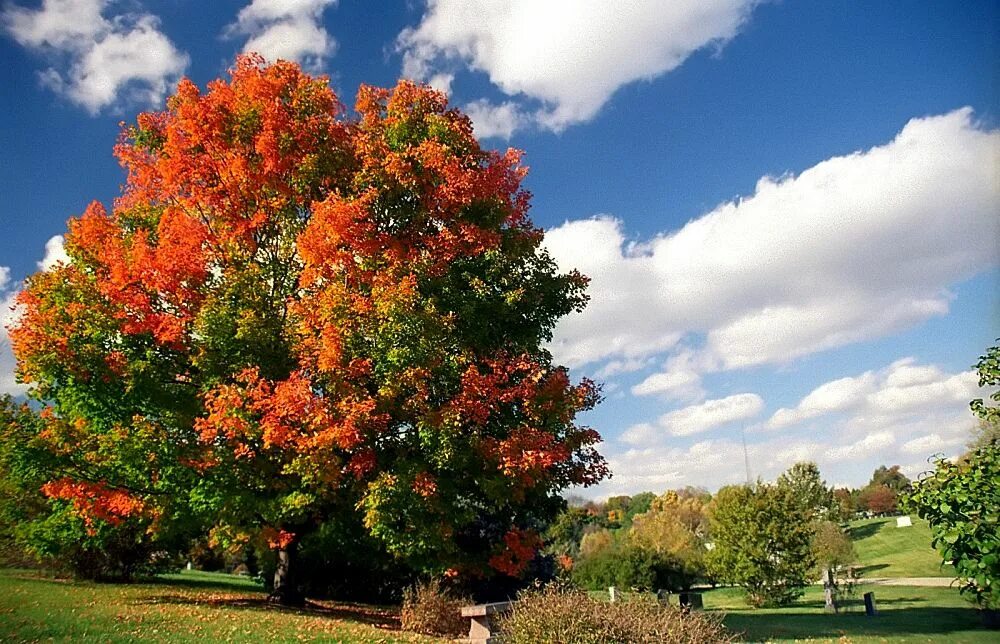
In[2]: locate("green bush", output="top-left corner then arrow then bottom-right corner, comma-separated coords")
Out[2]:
498,585 -> 732,643
572,544 -> 696,592
400,578 -> 471,637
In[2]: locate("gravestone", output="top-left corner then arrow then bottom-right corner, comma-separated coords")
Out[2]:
864,591 -> 877,616
896,515 -> 912,527
608,586 -> 618,603
678,592 -> 703,610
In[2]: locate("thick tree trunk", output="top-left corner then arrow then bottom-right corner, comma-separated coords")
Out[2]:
268,541 -> 305,607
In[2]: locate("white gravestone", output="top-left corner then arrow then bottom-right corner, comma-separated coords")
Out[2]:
896,515 -> 912,527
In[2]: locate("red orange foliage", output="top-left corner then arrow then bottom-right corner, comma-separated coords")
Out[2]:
10,55 -> 607,578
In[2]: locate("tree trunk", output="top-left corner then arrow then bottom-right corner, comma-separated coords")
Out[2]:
268,541 -> 305,607
823,567 -> 837,613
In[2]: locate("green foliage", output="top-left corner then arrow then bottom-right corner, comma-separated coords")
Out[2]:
777,461 -> 838,520
869,465 -> 911,493
906,441 -> 1000,609
970,342 -> 1000,427
571,542 -> 696,593
706,484 -> 815,607
499,585 -> 733,644
811,520 -> 856,575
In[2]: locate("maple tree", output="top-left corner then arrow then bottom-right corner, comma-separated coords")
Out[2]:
9,55 -> 608,604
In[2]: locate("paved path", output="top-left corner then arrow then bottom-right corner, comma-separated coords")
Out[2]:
860,577 -> 957,587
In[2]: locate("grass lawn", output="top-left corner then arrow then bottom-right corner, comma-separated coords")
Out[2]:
848,516 -> 955,578
704,584 -> 993,643
0,568 -> 441,643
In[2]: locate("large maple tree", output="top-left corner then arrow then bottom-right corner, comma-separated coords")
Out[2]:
10,56 -> 608,603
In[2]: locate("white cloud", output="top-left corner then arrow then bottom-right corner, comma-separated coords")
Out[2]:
226,0 -> 337,70
0,267 -> 26,397
398,0 -> 759,135
592,354 -> 988,496
463,99 -> 525,140
3,0 -> 188,114
620,422 -> 659,446
901,433 -> 965,456
658,393 -> 763,437
766,357 -> 982,431
37,235 -> 68,271
545,109 -> 1000,373
767,372 -> 877,429
825,431 -> 895,462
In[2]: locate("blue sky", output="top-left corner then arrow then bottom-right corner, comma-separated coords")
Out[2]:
1,1 -> 997,497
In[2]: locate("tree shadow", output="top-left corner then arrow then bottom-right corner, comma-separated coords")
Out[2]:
134,593 -> 404,630
847,521 -> 885,540
721,606 -> 988,642
855,563 -> 889,576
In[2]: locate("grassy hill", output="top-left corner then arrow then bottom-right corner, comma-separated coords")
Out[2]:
848,516 -> 955,578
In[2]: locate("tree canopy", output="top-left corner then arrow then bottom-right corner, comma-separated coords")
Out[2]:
8,56 -> 608,602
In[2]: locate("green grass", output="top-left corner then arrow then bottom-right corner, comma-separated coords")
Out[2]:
704,584 -> 994,643
0,568 -> 441,643
848,516 -> 955,578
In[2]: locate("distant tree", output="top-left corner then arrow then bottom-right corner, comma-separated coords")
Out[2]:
833,488 -> 856,517
869,465 -> 910,493
776,462 -> 837,520
706,484 -> 815,607
628,491 -> 709,588
579,529 -> 615,559
627,492 -> 656,519
545,506 -> 597,558
858,484 -> 897,515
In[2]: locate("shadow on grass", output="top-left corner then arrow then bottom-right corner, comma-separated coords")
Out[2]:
854,563 -> 890,576
722,606 -> 987,641
134,593 -> 404,631
848,521 -> 886,540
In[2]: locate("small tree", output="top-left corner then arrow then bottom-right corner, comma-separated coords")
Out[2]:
706,484 -> 815,607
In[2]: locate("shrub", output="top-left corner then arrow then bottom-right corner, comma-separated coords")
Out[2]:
400,578 -> 471,637
572,544 -> 695,592
498,585 -> 733,644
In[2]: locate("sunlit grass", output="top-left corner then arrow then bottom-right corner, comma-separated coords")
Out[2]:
0,568 -> 440,643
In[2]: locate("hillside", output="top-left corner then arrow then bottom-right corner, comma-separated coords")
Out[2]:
848,516 -> 955,578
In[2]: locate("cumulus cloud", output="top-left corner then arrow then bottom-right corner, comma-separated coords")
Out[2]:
766,357 -> 981,431
226,0 -> 338,70
37,235 -> 68,271
596,354 -> 988,496
545,108 -> 1000,373
397,0 -> 759,136
659,393 -> 763,437
2,0 -> 188,114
